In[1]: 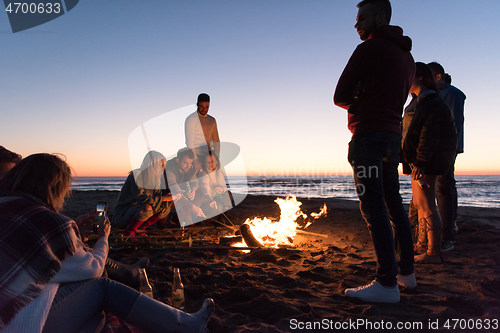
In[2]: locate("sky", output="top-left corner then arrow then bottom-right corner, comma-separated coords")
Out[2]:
1,0 -> 500,177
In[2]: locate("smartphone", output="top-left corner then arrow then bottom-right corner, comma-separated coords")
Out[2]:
94,202 -> 108,232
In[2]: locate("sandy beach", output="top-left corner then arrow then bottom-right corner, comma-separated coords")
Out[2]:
61,191 -> 500,333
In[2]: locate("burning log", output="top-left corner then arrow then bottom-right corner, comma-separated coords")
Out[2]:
240,224 -> 263,248
219,236 -> 243,246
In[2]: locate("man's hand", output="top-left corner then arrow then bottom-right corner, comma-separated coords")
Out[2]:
192,205 -> 206,218
412,166 -> 424,181
74,212 -> 96,241
214,187 -> 225,194
208,199 -> 217,209
193,159 -> 202,173
187,190 -> 196,201
163,192 -> 182,202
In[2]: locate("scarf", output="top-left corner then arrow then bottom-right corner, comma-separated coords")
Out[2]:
0,195 -> 78,329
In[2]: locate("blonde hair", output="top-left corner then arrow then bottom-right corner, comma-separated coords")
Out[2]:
135,150 -> 166,190
0,153 -> 72,211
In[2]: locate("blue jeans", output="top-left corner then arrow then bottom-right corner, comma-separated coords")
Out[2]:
436,154 -> 457,242
348,132 -> 414,286
42,278 -> 139,333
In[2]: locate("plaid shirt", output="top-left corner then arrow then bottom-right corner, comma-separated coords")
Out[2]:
0,194 -> 78,329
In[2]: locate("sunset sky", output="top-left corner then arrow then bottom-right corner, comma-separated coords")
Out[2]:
2,1 -> 499,177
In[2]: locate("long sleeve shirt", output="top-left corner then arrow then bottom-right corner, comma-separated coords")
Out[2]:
334,25 -> 415,136
2,232 -> 108,333
185,111 -> 220,157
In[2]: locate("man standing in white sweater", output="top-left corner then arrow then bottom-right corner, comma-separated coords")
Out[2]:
185,93 -> 220,173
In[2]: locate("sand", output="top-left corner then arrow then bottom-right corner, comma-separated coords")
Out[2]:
61,191 -> 500,333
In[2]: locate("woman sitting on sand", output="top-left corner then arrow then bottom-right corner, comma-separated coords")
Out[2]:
402,62 -> 457,264
0,153 -> 214,333
114,151 -> 181,236
196,151 -> 233,217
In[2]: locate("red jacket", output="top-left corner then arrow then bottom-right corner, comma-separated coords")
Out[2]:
334,25 -> 415,136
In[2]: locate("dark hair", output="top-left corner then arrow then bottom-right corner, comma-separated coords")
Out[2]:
177,147 -> 195,160
0,153 -> 72,211
197,93 -> 210,103
444,73 -> 452,84
427,62 -> 445,77
0,146 -> 22,165
357,0 -> 392,23
415,62 -> 439,92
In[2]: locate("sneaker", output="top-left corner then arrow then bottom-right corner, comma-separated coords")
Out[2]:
441,240 -> 454,252
345,280 -> 400,303
397,273 -> 417,289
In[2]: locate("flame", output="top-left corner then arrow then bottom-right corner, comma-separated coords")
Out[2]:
311,203 -> 327,219
242,195 -> 325,248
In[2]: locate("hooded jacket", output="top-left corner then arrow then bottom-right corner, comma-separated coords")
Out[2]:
334,25 -> 415,136
402,92 -> 457,175
439,82 -> 466,153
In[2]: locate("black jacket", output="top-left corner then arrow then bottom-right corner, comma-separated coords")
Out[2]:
402,93 -> 457,175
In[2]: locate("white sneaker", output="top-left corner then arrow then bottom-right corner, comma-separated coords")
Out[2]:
345,280 -> 400,303
397,273 -> 417,289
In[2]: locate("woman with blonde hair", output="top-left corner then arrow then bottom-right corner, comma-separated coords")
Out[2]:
0,153 -> 214,333
402,62 -> 457,264
114,150 -> 181,236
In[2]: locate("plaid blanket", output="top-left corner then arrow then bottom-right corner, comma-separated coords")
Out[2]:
0,195 -> 78,329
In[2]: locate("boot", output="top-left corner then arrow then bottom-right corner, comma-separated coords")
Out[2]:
124,217 -> 145,237
126,295 -> 214,333
413,217 -> 428,255
105,258 -> 150,289
415,214 -> 443,264
138,215 -> 164,231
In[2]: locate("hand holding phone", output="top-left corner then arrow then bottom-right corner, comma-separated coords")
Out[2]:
94,202 -> 108,233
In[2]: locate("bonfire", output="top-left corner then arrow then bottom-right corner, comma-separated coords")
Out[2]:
238,195 -> 327,248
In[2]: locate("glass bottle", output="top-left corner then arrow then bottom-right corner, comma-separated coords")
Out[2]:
416,177 -> 430,190
139,268 -> 154,298
172,267 -> 185,310
410,163 -> 430,190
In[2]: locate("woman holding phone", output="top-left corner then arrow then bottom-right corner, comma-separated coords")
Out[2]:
0,153 -> 214,333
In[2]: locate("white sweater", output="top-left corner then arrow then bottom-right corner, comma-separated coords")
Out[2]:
1,230 -> 108,333
185,111 -> 220,157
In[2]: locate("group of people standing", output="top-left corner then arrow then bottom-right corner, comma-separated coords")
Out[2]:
335,0 -> 465,303
114,93 -> 234,238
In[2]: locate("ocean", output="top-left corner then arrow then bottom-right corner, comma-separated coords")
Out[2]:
72,175 -> 500,209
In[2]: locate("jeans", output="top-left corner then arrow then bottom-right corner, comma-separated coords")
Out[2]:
348,132 -> 414,286
436,154 -> 457,242
42,278 -> 139,333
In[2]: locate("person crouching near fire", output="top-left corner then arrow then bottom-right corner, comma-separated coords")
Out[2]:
114,150 -> 182,237
164,148 -> 206,226
196,151 -> 233,220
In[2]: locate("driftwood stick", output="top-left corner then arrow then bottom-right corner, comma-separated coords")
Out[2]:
111,244 -> 258,251
295,229 -> 328,238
